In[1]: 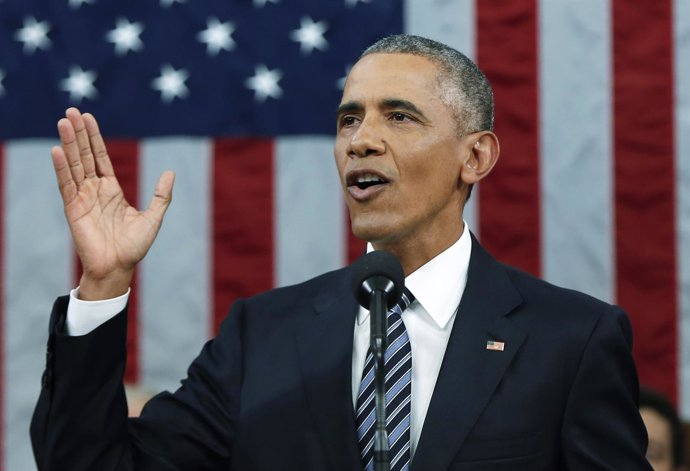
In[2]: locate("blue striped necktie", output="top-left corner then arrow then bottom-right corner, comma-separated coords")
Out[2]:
355,288 -> 415,471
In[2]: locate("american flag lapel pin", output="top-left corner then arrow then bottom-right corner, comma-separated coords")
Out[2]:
486,340 -> 505,352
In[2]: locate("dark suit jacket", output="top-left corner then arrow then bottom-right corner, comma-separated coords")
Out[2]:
31,237 -> 652,470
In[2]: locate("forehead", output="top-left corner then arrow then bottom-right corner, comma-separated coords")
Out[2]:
341,53 -> 443,104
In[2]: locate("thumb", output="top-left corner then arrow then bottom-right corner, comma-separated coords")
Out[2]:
144,170 -> 175,220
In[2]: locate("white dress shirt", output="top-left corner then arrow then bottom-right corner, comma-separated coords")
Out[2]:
67,287 -> 129,336
352,223 -> 471,458
67,223 -> 473,459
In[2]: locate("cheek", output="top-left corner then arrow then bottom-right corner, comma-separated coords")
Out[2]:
404,150 -> 461,192
333,145 -> 347,180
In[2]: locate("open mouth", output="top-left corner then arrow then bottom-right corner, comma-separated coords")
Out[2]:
348,172 -> 389,190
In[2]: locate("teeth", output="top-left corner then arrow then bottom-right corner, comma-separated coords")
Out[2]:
356,173 -> 383,183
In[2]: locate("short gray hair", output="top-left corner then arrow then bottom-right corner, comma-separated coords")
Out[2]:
361,34 -> 494,134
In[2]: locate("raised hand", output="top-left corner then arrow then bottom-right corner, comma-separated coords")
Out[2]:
51,108 -> 175,300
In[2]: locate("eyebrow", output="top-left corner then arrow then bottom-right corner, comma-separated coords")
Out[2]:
335,98 -> 428,120
336,101 -> 362,118
380,99 -> 426,119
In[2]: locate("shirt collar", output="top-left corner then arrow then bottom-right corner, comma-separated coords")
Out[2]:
357,222 -> 472,329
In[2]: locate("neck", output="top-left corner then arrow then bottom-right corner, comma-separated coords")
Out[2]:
372,221 -> 464,276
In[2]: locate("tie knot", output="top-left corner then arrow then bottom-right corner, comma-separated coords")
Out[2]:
390,287 -> 415,315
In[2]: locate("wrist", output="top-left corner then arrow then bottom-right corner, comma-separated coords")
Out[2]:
78,270 -> 134,301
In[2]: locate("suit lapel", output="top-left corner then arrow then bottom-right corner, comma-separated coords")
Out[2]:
294,269 -> 361,471
412,237 -> 526,471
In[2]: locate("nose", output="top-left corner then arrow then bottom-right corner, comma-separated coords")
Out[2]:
348,117 -> 385,158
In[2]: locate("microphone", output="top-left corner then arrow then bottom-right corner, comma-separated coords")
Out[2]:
350,250 -> 405,311
350,250 -> 405,471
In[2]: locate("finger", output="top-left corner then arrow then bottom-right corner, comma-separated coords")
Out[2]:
51,145 -> 78,205
65,107 -> 97,178
83,112 -> 115,177
57,116 -> 85,186
143,170 -> 175,222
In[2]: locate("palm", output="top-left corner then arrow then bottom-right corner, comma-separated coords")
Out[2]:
66,176 -> 154,278
52,108 -> 174,297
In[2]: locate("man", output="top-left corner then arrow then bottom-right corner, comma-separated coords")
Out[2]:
640,388 -> 687,471
31,35 -> 651,470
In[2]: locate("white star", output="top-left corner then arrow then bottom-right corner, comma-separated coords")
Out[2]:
245,64 -> 283,102
253,0 -> 280,7
69,0 -> 95,9
60,66 -> 98,103
160,0 -> 186,7
106,18 -> 144,56
336,65 -> 352,90
0,69 -> 6,96
289,17 -> 328,55
151,64 -> 189,103
197,18 -> 235,56
345,0 -> 370,7
14,17 -> 51,54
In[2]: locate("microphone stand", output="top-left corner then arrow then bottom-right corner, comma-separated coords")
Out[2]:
352,251 -> 403,471
369,288 -> 390,471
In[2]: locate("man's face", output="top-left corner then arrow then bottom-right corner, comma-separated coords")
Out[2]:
334,53 -> 468,251
641,407 -> 675,471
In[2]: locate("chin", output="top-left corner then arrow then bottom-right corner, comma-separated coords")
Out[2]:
351,226 -> 380,244
350,218 -> 382,243
350,216 -> 399,245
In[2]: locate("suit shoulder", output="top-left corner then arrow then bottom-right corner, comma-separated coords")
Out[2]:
503,262 -> 612,309
240,267 -> 349,313
496,263 -> 634,371
500,262 -> 625,327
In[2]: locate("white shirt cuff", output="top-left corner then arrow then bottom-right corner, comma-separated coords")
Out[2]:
66,287 -> 130,336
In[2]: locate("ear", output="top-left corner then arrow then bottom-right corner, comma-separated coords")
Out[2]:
460,131 -> 500,185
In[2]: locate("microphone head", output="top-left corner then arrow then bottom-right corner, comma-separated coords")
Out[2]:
350,250 -> 405,309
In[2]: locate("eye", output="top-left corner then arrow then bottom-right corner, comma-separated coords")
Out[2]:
339,115 -> 357,127
390,112 -> 412,122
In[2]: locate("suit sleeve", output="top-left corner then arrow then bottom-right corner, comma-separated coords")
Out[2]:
31,295 -> 247,471
560,305 -> 652,470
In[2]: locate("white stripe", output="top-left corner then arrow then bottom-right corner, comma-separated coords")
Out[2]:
403,0 -> 475,56
139,138 -> 212,393
3,141 -> 73,471
275,137 -> 345,286
539,0 -> 614,302
675,0 -> 690,419
404,0 -> 479,237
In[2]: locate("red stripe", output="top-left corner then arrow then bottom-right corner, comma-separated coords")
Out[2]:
612,0 -> 677,403
476,0 -> 541,276
0,144 -> 5,469
212,139 -> 274,333
105,140 -> 140,384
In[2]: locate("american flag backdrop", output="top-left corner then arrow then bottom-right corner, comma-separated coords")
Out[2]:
0,0 -> 689,469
